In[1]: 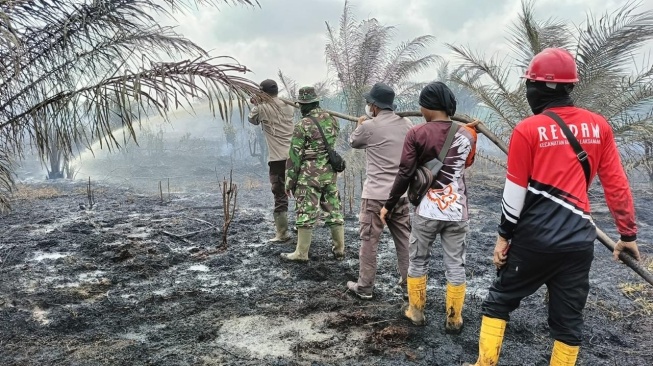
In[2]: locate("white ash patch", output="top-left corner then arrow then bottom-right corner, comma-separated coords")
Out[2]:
214,313 -> 366,360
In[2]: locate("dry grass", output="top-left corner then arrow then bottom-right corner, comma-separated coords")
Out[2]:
587,299 -> 624,320
73,187 -> 107,195
645,256 -> 653,272
12,184 -> 63,200
619,268 -> 653,316
243,177 -> 261,191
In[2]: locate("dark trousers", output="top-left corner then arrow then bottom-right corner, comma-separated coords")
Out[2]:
269,160 -> 288,213
481,244 -> 593,346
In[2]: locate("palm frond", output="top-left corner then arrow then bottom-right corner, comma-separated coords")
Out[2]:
0,0 -> 262,210
325,0 -> 358,101
436,60 -> 451,83
381,35 -> 439,87
507,0 -> 573,69
448,44 -> 531,129
393,81 -> 428,111
450,0 -> 653,181
602,63 -> 653,120
278,69 -> 298,99
574,1 -> 653,105
354,19 -> 393,88
325,4 -> 437,116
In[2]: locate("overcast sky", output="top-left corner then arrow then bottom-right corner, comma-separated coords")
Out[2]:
167,0 -> 653,88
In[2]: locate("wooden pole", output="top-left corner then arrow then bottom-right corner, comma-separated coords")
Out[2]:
280,98 -> 508,152
280,98 -> 651,286
597,229 -> 653,286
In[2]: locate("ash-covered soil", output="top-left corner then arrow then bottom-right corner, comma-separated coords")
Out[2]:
1,163 -> 652,365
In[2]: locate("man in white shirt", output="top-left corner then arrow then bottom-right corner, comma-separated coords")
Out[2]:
248,79 -> 295,242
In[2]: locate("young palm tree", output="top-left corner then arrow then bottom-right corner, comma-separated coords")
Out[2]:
324,0 -> 439,117
0,0 -> 262,210
324,0 -> 440,205
449,0 -> 653,181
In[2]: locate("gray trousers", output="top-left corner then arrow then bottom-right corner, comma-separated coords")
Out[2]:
408,214 -> 469,285
356,198 -> 411,293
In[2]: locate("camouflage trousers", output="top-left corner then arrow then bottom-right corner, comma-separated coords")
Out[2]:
294,181 -> 344,228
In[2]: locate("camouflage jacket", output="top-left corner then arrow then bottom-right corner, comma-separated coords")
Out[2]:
285,108 -> 340,191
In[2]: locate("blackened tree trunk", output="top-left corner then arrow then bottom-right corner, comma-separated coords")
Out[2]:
46,141 -> 65,180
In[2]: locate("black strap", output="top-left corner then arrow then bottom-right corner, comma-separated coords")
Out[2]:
307,115 -> 334,154
542,110 -> 591,189
425,123 -> 459,173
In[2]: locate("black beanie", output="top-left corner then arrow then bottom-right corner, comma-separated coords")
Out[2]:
419,81 -> 457,116
260,79 -> 278,95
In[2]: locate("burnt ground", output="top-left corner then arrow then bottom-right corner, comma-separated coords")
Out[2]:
1,152 -> 652,366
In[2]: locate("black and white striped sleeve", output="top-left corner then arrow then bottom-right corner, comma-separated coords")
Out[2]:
498,177 -> 527,239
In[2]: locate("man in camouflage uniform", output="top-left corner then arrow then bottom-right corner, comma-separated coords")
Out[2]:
281,86 -> 345,261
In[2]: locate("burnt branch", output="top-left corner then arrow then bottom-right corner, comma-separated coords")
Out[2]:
220,168 -> 237,247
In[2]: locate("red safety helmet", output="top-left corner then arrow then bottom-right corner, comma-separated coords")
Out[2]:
523,48 -> 579,83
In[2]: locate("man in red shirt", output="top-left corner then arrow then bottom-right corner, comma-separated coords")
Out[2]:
464,48 -> 641,366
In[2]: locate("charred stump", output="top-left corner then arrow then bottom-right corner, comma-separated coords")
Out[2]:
220,169 -> 238,247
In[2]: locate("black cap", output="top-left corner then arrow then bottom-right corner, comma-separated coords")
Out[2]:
260,79 -> 278,95
419,81 -> 457,116
363,82 -> 396,111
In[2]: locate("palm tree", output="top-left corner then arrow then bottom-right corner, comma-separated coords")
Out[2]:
323,1 -> 441,210
324,0 -> 439,117
0,0 -> 262,210
448,0 -> 653,181
392,61 -> 480,116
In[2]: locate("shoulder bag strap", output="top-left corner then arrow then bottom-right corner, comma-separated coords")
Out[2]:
425,123 -> 459,172
308,115 -> 333,154
438,123 -> 459,162
542,110 -> 591,189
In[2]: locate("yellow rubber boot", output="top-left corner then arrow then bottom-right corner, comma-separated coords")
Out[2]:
463,316 -> 506,366
445,282 -> 466,334
280,227 -> 312,261
403,275 -> 427,326
549,340 -> 579,366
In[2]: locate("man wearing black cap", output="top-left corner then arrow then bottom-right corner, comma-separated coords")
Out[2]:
381,82 -> 477,333
346,82 -> 413,300
248,79 -> 295,243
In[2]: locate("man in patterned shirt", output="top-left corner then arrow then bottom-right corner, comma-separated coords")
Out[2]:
381,82 -> 477,333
